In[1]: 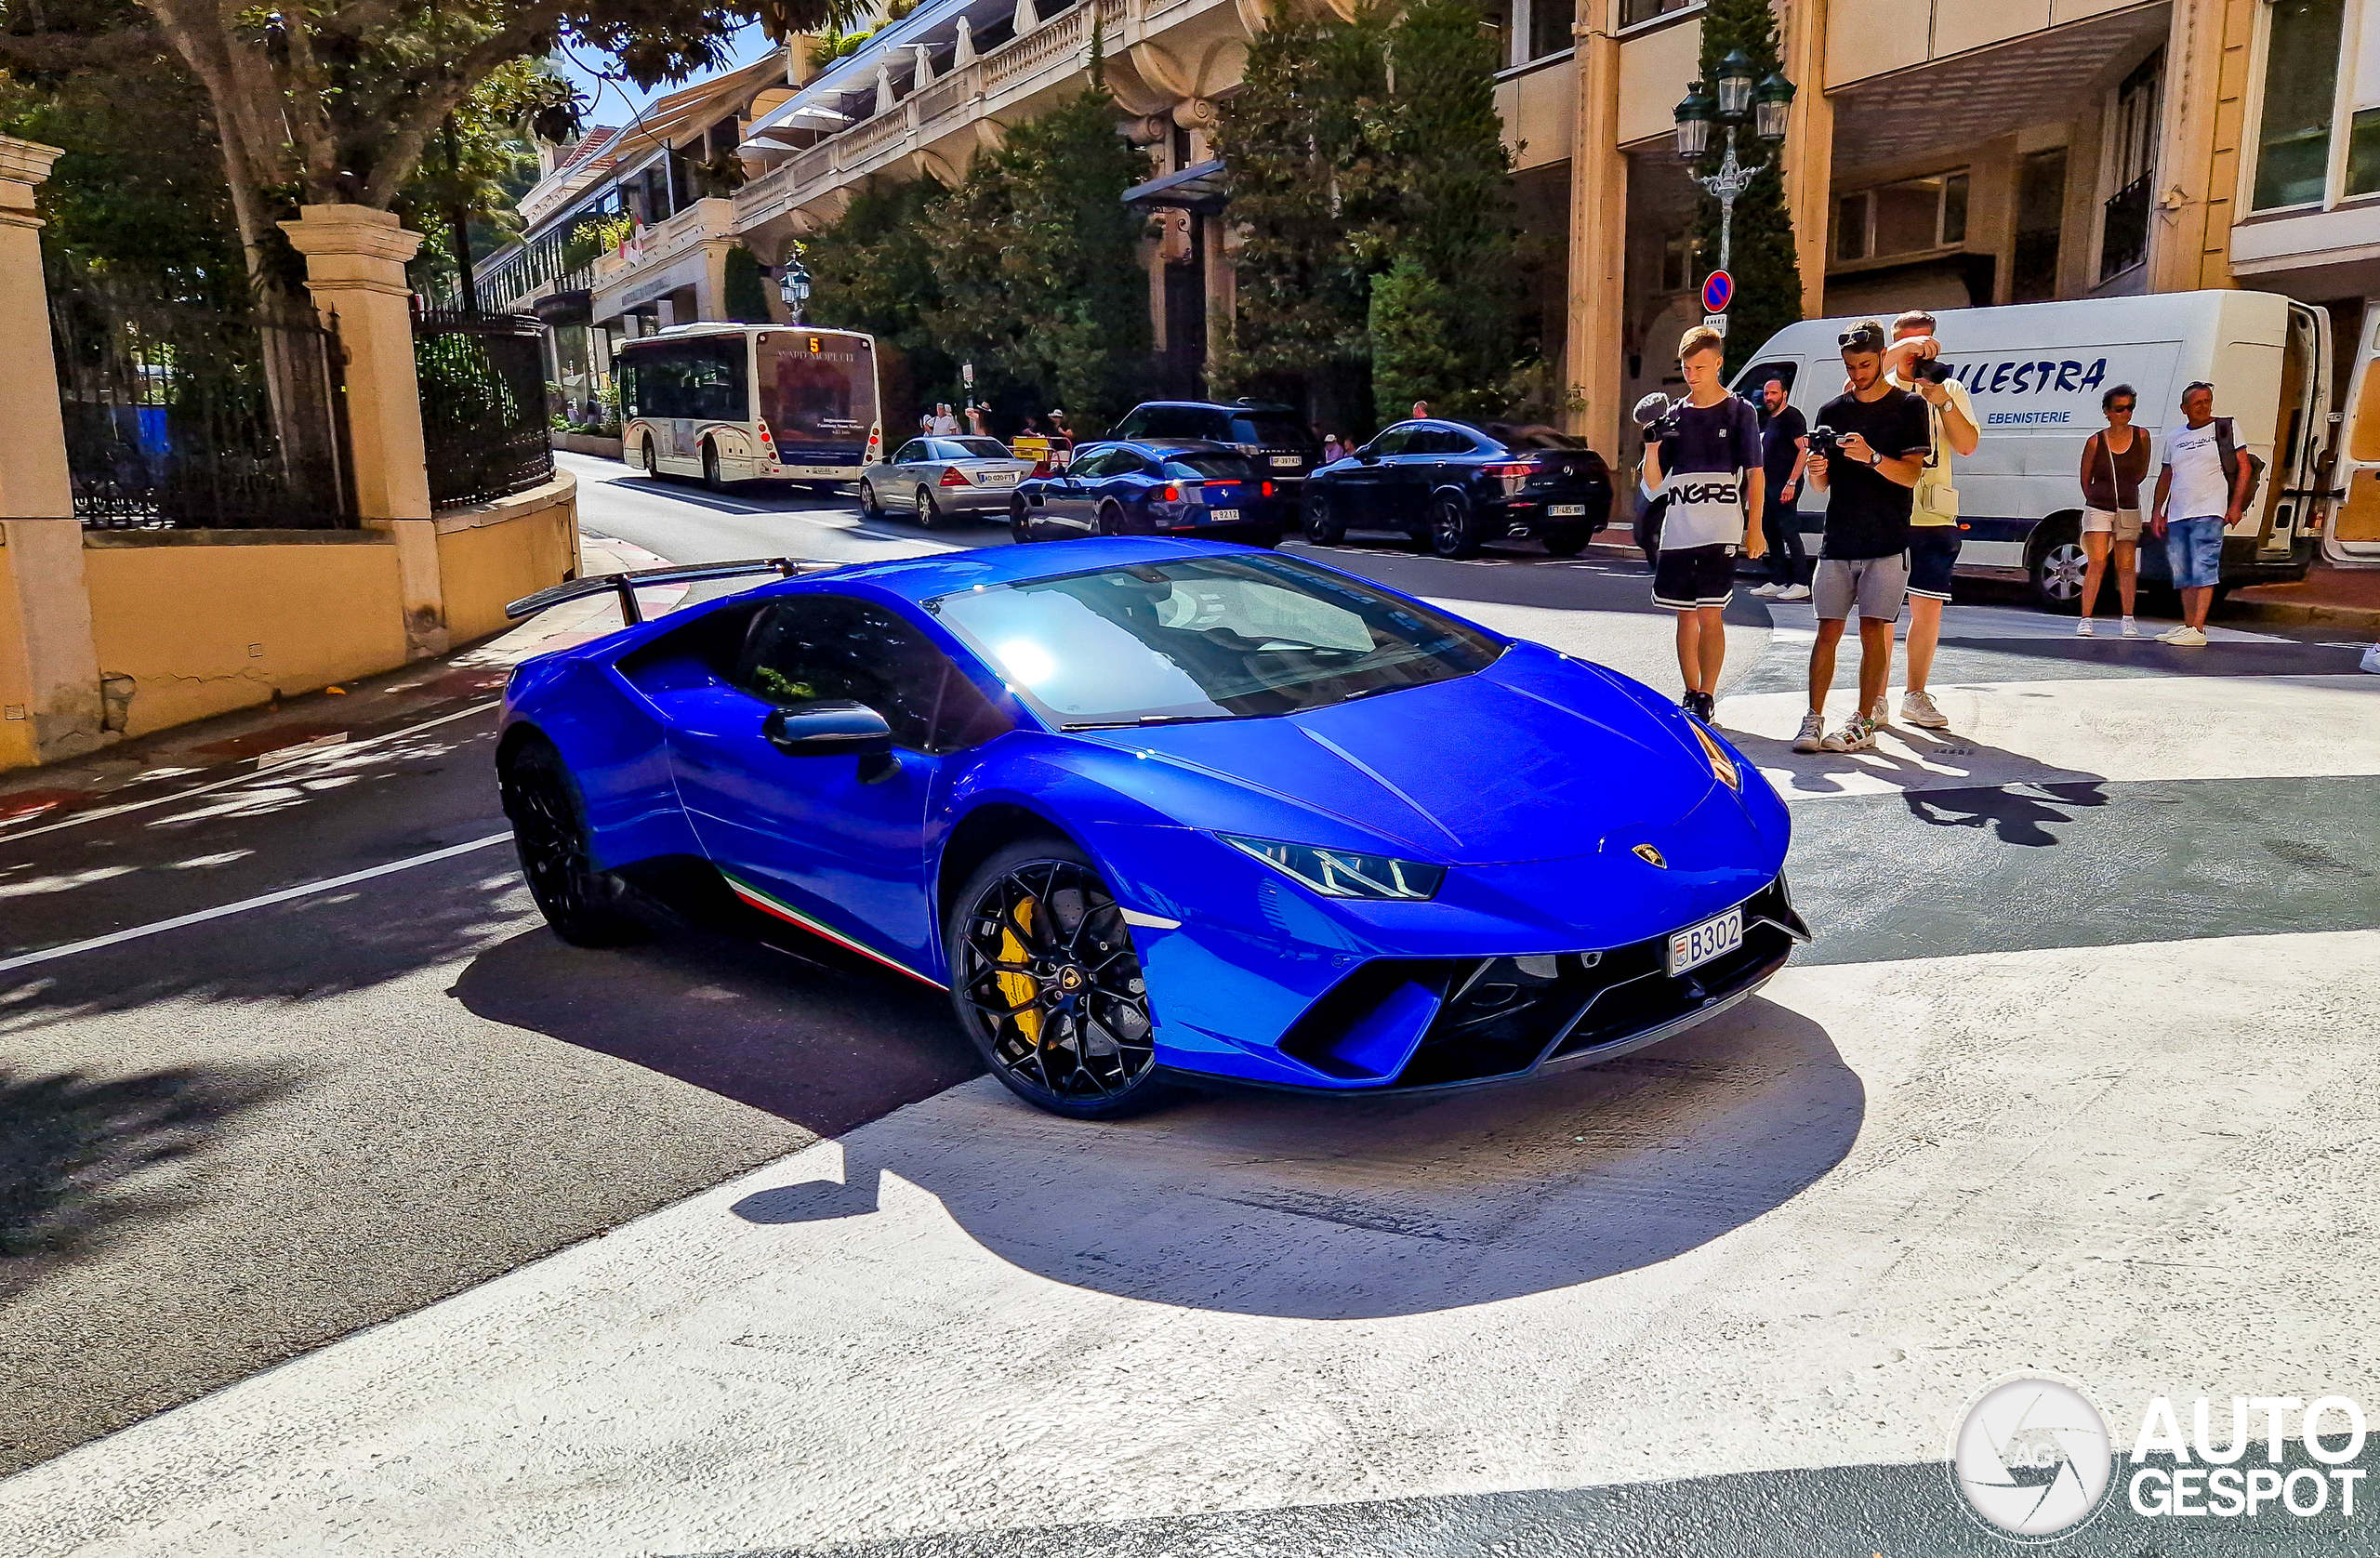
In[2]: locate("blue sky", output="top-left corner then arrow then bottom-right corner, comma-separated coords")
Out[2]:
555,25 -> 776,126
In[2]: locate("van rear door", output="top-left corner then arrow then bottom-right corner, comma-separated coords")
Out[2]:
2325,299 -> 2380,566
2255,302 -> 2331,560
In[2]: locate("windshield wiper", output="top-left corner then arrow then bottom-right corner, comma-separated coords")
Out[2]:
1060,712 -> 1244,731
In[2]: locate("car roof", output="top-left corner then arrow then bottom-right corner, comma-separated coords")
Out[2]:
756,536 -> 1268,606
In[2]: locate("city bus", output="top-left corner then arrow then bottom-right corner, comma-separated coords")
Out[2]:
618,323 -> 884,492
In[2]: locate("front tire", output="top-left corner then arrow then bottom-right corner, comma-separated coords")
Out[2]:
1429,493 -> 1482,559
1303,490 -> 1344,545
858,479 -> 884,521
946,838 -> 1173,1120
641,435 -> 662,479
1096,501 -> 1125,537
2030,514 -> 2087,613
702,442 -> 724,493
1010,497 -> 1034,543
499,738 -> 644,947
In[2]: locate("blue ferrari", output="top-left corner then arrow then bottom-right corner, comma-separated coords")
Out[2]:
1011,439 -> 1288,548
497,540 -> 1806,1119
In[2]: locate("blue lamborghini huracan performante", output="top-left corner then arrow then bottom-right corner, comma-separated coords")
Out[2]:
496,540 -> 1809,1119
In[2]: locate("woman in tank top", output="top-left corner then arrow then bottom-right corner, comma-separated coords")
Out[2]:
2076,383 -> 2152,637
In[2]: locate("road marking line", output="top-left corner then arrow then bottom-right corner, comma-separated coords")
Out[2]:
0,832 -> 513,975
0,700 -> 499,846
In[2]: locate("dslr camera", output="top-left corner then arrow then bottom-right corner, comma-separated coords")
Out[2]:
1806,425 -> 1844,461
1633,392 -> 1681,443
1907,356 -> 1954,386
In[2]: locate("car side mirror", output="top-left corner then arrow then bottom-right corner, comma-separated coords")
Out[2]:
763,700 -> 894,777
1358,451 -> 1381,464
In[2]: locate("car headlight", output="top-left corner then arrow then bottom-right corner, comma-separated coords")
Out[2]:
1219,835 -> 1445,901
1689,720 -> 1741,791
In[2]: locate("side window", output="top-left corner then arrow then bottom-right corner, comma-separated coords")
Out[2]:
1410,427 -> 1472,456
1364,427 -> 1414,457
1105,449 -> 1151,476
1068,447 -> 1117,479
734,595 -> 1011,753
1111,409 -> 1148,440
617,359 -> 641,419
1739,362 -> 1798,408
894,440 -> 927,464
689,340 -> 748,422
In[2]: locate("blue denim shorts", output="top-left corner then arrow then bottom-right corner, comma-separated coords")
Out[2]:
2165,515 -> 2225,590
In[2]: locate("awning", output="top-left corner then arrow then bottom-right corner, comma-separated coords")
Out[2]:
1121,158 -> 1229,214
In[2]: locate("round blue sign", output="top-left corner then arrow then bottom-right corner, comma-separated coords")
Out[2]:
1701,269 -> 1735,313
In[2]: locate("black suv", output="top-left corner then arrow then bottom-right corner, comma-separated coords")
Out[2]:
1109,401 -> 1323,492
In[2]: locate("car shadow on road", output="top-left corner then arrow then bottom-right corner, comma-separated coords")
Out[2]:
726,995 -> 1862,1320
451,921 -> 982,1141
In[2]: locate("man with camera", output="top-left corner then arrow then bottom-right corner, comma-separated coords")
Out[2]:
1794,319 -> 1934,754
1642,324 -> 1765,722
1882,309 -> 1979,728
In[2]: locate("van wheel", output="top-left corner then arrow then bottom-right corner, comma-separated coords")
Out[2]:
2029,515 -> 2087,613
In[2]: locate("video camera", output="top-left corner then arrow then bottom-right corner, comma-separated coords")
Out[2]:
1633,392 -> 1681,443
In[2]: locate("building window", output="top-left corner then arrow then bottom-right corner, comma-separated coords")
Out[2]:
1660,234 -> 1704,294
1529,0 -> 1575,60
2251,0 -> 2346,210
1620,0 -> 1696,26
2101,50 -> 2162,281
2011,147 -> 2069,302
1831,172 -> 1968,265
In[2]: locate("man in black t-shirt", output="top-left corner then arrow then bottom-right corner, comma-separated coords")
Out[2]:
1753,376 -> 1808,599
1796,320 -> 1933,755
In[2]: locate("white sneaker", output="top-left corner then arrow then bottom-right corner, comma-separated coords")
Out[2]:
2121,616 -> 2141,638
1900,689 -> 1949,728
1776,584 -> 1811,601
1751,582 -> 1783,598
2159,625 -> 2208,647
2074,617 -> 2095,637
1819,715 -> 1877,753
1792,711 -> 1826,753
2362,643 -> 2380,674
1869,694 -> 1890,726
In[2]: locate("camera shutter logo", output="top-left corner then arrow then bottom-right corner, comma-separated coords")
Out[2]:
1950,1376 -> 2114,1541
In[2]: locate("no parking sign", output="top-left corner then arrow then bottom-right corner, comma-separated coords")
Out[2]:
1700,269 -> 1734,315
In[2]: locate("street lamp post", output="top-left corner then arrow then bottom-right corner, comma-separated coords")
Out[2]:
1673,50 -> 1797,274
778,258 -> 813,323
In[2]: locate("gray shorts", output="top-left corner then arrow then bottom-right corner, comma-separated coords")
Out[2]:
1812,553 -> 1910,624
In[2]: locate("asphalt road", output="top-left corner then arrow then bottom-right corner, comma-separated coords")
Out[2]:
3,459 -> 2376,1555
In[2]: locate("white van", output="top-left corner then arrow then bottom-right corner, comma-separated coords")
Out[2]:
1730,291 -> 2332,607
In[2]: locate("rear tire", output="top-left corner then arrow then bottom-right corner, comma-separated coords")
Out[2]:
918,485 -> 944,529
1303,490 -> 1344,546
945,838 -> 1176,1121
1429,493 -> 1482,559
1542,526 -> 1591,558
2030,514 -> 2087,614
1096,501 -> 1125,537
1010,498 -> 1033,543
499,737 -> 645,947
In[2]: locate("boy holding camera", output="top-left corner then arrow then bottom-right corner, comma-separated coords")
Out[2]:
1642,324 -> 1765,722
1795,319 -> 1933,754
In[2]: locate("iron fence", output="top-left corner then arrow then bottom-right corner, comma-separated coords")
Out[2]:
2100,173 -> 2152,282
413,310 -> 555,509
48,280 -> 354,530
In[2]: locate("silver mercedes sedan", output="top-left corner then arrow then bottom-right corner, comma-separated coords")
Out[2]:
860,436 -> 1038,528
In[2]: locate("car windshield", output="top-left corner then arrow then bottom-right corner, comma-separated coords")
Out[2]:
945,437 -> 1010,458
929,554 -> 1503,729
1165,453 -> 1257,480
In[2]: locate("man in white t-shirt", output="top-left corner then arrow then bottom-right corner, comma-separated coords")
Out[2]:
2149,381 -> 2253,647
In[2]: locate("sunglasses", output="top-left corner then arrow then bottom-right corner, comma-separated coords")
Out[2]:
2109,403 -> 2136,414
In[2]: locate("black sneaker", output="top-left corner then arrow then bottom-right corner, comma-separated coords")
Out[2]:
1686,690 -> 1715,722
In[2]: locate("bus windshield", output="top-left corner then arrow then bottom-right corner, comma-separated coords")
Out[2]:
757,332 -> 877,459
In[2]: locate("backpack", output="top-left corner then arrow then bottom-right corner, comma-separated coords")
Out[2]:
2212,416 -> 2266,510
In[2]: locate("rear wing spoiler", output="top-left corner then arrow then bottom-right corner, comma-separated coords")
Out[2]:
505,557 -> 835,626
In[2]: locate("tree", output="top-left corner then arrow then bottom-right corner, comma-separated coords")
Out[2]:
721,245 -> 774,323
0,0 -> 836,295
396,59 -> 558,307
802,177 -> 954,424
1690,0 -> 1803,376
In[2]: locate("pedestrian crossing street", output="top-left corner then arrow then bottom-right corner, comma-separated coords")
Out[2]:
4,588 -> 2375,1558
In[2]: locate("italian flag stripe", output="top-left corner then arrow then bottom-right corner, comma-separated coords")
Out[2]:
721,872 -> 945,990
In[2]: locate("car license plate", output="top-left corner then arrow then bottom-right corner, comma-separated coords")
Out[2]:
1270,455 -> 1301,468
1210,508 -> 1241,522
1666,905 -> 1743,976
979,469 -> 1015,486
1550,503 -> 1587,517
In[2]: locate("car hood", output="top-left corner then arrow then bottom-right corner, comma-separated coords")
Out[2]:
1069,645 -> 1726,866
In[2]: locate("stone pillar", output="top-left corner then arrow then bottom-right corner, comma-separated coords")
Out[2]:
279,205 -> 447,659
1778,0 -> 1834,321
2148,0 -> 2235,295
1564,20 -> 1628,461
0,137 -> 107,769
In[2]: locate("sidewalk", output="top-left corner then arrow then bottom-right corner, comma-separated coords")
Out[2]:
2227,560 -> 2380,633
0,533 -> 686,832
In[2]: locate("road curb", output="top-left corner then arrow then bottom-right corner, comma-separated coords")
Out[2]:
2220,596 -> 2380,634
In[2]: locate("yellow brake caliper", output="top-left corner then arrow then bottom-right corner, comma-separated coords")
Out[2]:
995,896 -> 1041,1044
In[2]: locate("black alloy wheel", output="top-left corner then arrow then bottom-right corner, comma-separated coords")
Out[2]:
702,442 -> 724,493
2030,514 -> 2087,613
1542,526 -> 1591,557
642,435 -> 661,478
1430,493 -> 1482,559
1096,501 -> 1125,537
859,479 -> 884,521
1303,490 -> 1344,545
947,840 -> 1170,1119
499,739 -> 644,947
917,485 -> 944,529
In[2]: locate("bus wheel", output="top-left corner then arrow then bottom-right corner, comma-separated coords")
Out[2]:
641,436 -> 661,479
701,443 -> 724,493
2029,515 -> 2086,613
